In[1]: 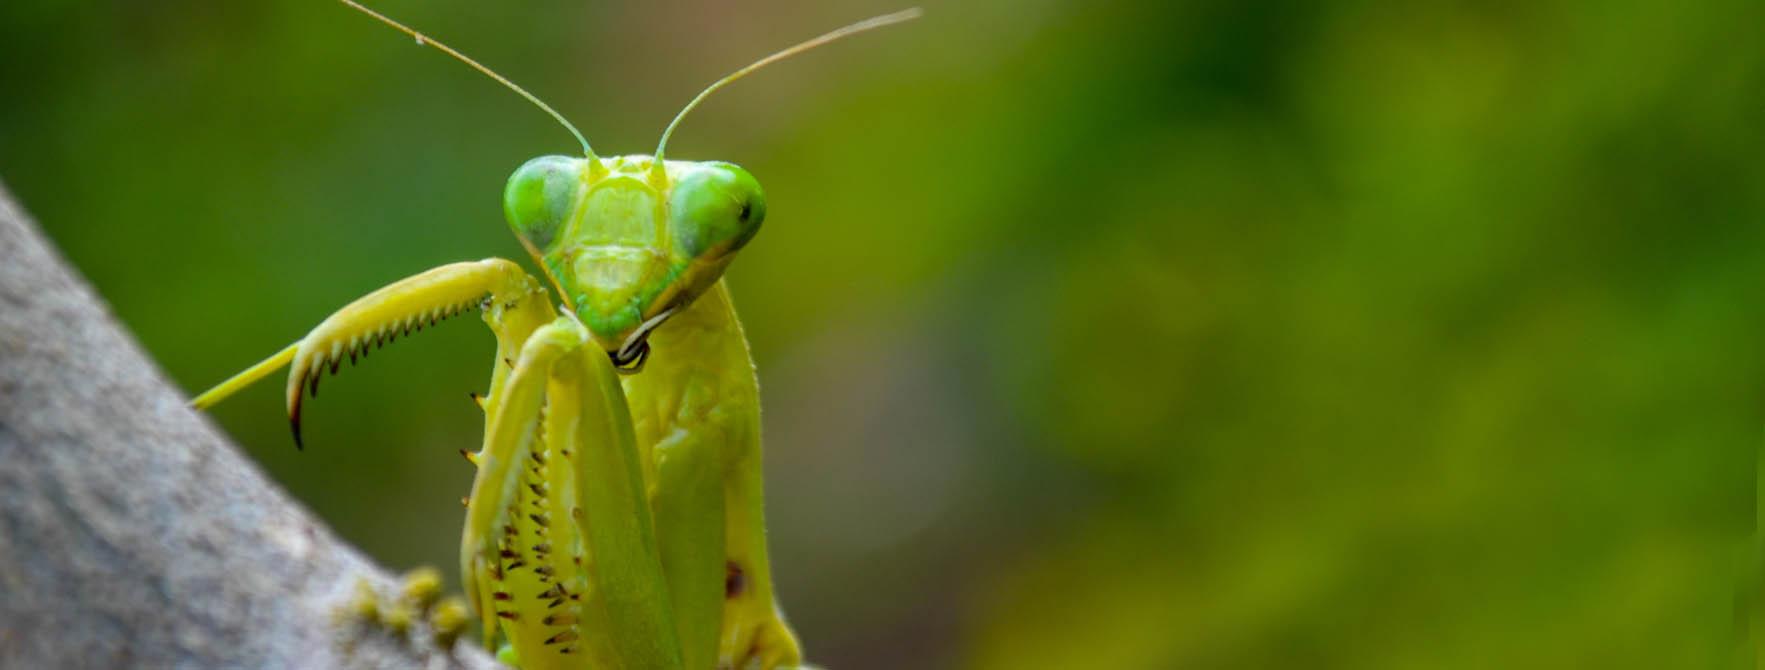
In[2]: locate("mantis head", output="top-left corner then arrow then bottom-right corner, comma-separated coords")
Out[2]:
503,155 -> 766,367
340,0 -> 917,370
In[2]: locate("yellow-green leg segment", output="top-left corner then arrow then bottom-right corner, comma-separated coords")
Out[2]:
626,281 -> 803,670
190,258 -> 548,448
466,317 -> 684,670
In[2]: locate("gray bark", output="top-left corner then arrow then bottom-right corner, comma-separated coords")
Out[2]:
0,180 -> 500,670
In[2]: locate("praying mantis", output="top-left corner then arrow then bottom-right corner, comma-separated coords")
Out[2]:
190,3 -> 919,668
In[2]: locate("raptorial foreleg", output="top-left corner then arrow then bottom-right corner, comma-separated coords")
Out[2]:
191,258 -> 549,447
463,317 -> 684,670
625,281 -> 803,670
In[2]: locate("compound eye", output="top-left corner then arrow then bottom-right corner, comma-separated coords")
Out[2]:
730,165 -> 766,239
503,155 -> 586,252
670,162 -> 765,258
737,190 -> 765,230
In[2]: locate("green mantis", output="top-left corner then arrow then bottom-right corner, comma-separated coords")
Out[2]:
191,3 -> 918,668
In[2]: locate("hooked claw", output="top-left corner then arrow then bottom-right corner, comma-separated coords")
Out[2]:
609,305 -> 673,375
610,339 -> 651,374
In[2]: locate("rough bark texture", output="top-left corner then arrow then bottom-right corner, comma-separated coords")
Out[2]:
0,180 -> 500,670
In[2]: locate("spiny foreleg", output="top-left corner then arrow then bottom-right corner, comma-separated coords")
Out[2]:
463,317 -> 684,670
191,258 -> 549,448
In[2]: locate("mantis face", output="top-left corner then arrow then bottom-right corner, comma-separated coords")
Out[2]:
503,155 -> 766,368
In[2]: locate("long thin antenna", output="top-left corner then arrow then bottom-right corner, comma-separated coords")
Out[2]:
338,0 -> 596,158
654,8 -> 922,162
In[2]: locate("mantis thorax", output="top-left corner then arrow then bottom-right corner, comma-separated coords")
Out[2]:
503,154 -> 765,362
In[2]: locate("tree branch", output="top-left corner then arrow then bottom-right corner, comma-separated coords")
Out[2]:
0,180 -> 499,669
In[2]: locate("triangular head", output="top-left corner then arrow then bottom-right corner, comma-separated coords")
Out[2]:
503,154 -> 765,369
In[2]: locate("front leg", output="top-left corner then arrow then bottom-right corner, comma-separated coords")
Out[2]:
466,317 -> 684,670
191,258 -> 550,447
649,419 -> 729,670
626,280 -> 803,670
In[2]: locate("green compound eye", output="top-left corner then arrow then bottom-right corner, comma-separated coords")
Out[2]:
503,155 -> 587,252
670,162 -> 766,259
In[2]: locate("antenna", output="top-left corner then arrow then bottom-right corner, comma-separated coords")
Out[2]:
338,0 -> 596,158
654,8 -> 923,163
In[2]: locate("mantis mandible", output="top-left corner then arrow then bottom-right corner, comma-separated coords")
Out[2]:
191,3 -> 919,668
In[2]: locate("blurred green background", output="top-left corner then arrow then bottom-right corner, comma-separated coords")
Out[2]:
2,0 -> 1759,667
